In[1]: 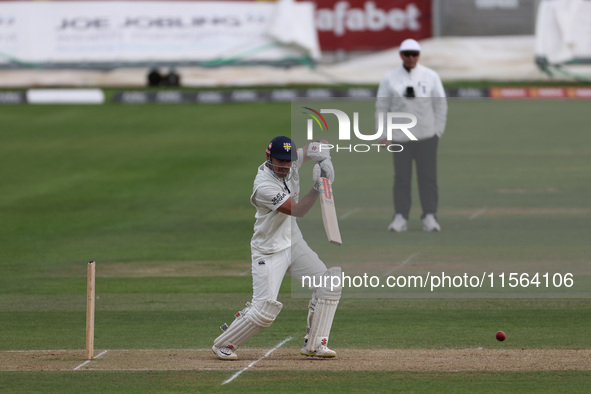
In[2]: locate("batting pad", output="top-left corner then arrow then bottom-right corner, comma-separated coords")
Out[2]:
306,267 -> 342,352
306,298 -> 340,352
214,299 -> 283,349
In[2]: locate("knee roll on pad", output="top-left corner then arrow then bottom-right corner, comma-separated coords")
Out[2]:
249,299 -> 283,328
214,299 -> 283,349
315,266 -> 342,300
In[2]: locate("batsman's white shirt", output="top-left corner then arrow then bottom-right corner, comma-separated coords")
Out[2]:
376,63 -> 447,142
250,148 -> 304,254
249,148 -> 327,303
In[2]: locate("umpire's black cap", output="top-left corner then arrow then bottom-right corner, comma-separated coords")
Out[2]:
266,136 -> 296,161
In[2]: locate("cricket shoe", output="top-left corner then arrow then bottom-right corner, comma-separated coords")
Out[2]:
388,214 -> 407,232
212,345 -> 238,360
422,214 -> 441,232
300,344 -> 337,358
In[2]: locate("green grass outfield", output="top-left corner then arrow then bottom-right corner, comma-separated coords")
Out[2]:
1,100 -> 590,392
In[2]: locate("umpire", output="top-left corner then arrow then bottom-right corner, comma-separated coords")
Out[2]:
377,38 -> 448,232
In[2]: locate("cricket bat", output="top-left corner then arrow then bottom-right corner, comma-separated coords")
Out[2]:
319,176 -> 342,245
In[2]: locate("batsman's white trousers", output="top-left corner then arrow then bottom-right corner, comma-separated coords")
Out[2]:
251,239 -> 327,304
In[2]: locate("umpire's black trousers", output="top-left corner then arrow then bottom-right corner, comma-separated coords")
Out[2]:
392,135 -> 439,220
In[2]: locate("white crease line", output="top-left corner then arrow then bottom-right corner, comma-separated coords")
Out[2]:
222,336 -> 292,385
469,207 -> 488,220
339,208 -> 359,220
383,253 -> 419,277
73,350 -> 108,371
73,360 -> 91,371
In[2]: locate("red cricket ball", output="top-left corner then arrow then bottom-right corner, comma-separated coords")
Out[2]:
496,331 -> 506,341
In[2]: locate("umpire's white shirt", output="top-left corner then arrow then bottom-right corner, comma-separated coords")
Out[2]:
376,63 -> 447,142
250,148 -> 304,254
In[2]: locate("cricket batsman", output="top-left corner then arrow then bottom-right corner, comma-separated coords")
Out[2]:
212,136 -> 342,360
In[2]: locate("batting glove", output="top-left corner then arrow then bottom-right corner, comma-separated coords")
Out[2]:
312,163 -> 322,183
312,164 -> 324,192
307,141 -> 331,162
319,159 -> 335,183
